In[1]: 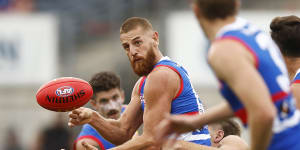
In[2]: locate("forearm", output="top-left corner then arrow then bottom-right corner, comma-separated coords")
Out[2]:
109,134 -> 156,150
89,111 -> 130,145
193,102 -> 234,128
249,112 -> 274,150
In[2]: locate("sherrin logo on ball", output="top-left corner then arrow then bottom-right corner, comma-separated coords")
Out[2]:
36,77 -> 93,112
56,86 -> 74,97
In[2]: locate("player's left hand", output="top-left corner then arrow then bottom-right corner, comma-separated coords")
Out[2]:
82,141 -> 98,150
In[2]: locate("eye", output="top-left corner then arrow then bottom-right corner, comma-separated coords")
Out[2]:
122,44 -> 129,51
134,41 -> 142,46
99,98 -> 108,104
112,94 -> 119,100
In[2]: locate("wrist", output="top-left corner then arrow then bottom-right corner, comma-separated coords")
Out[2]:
191,115 -> 204,130
89,110 -> 100,126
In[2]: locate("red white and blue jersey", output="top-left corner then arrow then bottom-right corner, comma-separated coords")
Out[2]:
214,18 -> 300,150
74,107 -> 126,150
139,57 -> 211,146
292,68 -> 300,84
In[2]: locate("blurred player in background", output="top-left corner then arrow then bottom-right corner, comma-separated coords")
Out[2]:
270,15 -> 300,109
68,17 -> 210,150
156,0 -> 300,150
164,119 -> 248,150
74,72 -> 126,150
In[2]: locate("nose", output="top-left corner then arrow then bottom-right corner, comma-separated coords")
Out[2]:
129,45 -> 138,57
107,100 -> 119,110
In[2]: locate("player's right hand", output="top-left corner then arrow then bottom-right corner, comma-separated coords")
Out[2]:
68,107 -> 95,127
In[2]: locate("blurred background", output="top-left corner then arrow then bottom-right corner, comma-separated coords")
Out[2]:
1,0 -> 300,149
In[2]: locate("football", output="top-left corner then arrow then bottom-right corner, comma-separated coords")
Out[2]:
36,77 -> 93,112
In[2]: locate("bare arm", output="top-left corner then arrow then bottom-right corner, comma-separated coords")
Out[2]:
208,39 -> 276,150
109,67 -> 179,150
68,78 -> 144,145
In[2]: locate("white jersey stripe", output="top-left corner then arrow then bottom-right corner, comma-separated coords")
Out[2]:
293,68 -> 300,80
273,110 -> 300,133
177,132 -> 211,142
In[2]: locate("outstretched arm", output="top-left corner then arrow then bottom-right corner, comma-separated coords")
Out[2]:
68,78 -> 144,145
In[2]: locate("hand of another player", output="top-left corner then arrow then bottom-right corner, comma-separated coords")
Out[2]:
155,114 -> 199,144
82,141 -> 98,150
68,107 -> 95,127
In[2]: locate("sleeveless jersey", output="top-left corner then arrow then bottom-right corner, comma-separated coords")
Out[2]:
139,57 -> 211,146
74,107 -> 126,150
214,18 -> 300,150
292,68 -> 300,84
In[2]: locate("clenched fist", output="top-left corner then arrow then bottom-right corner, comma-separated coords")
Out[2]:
68,107 -> 97,127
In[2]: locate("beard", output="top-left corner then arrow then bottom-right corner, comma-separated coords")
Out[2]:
130,47 -> 157,77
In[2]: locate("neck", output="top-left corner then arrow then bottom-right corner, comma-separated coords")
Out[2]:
284,57 -> 300,80
154,48 -> 163,64
201,16 -> 236,41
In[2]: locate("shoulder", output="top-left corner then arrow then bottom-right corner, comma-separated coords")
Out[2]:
146,66 -> 180,90
143,66 -> 180,99
209,38 -> 253,66
220,135 -> 249,150
208,38 -> 256,79
149,66 -> 180,83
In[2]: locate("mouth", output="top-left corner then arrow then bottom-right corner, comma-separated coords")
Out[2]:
133,58 -> 142,63
107,110 -> 119,117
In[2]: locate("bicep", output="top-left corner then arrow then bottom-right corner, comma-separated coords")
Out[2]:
142,69 -> 178,136
143,92 -> 172,135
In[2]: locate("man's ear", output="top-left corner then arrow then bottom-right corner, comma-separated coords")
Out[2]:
152,31 -> 159,46
214,130 -> 225,143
